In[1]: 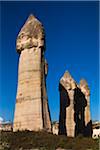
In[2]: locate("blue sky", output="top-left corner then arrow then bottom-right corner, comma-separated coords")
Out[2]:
0,1 -> 99,122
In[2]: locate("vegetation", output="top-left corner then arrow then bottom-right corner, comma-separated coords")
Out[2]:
0,131 -> 99,150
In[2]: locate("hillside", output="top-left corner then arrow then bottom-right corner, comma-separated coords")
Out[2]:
0,131 -> 99,150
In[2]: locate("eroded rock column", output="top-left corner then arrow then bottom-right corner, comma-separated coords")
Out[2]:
13,15 -> 51,132
79,79 -> 91,126
59,71 -> 77,137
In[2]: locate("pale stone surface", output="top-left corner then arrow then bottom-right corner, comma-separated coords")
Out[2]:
60,71 -> 77,91
59,71 -> 92,137
52,122 -> 59,135
59,71 -> 77,137
79,79 -> 91,126
13,14 -> 51,132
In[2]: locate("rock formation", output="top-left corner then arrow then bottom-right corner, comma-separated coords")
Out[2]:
79,79 -> 90,126
59,71 -> 77,137
13,14 -> 51,132
59,71 -> 92,137
79,79 -> 92,136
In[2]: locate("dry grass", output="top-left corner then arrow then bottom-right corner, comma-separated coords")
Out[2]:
0,131 -> 99,150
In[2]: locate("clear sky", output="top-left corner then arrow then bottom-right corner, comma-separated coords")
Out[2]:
0,1 -> 99,123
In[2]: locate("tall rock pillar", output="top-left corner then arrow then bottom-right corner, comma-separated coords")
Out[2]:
13,15 -> 51,132
79,79 -> 90,126
79,79 -> 91,126
59,71 -> 76,137
79,79 -> 92,136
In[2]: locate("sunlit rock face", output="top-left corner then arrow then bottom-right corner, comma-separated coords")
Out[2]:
13,14 -> 51,132
59,71 -> 77,137
59,71 -> 92,137
16,15 -> 45,53
79,79 -> 91,126
60,71 -> 77,91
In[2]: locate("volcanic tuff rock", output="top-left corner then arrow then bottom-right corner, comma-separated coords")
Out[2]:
59,71 -> 91,137
13,14 -> 51,132
79,79 -> 91,126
